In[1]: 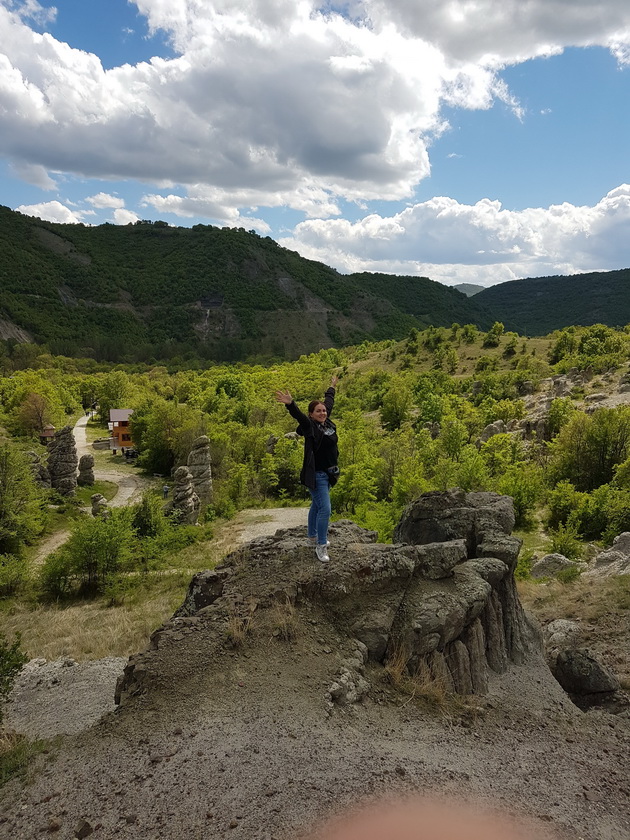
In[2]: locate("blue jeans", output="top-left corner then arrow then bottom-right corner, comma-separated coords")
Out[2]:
307,471 -> 331,545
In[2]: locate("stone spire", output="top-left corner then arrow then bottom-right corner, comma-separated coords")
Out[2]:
47,425 -> 78,496
186,435 -> 213,504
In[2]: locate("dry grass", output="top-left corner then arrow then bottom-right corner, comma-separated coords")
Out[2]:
519,575 -> 630,687
384,642 -> 452,709
269,596 -> 299,642
226,604 -> 256,648
0,732 -> 50,788
518,575 -> 630,623
0,512 -> 250,662
347,333 -> 553,380
0,574 -> 191,660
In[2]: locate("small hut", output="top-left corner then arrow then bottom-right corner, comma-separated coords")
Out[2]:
39,424 -> 56,446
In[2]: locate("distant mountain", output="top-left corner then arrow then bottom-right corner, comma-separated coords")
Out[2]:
453,283 -> 484,297
475,269 -> 630,335
0,206 -> 493,362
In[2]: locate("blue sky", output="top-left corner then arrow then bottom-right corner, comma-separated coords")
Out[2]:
1,0 -> 630,287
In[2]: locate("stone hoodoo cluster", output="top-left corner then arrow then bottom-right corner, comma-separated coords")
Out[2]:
165,466 -> 200,525
186,435 -> 212,504
46,425 -> 78,496
77,454 -> 95,486
117,490 -> 541,706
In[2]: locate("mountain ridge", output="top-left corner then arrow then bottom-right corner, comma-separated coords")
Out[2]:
0,206 -> 493,362
1,205 -> 629,360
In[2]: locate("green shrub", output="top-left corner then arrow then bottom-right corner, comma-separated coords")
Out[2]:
556,565 -> 583,584
547,481 -> 585,529
39,510 -> 134,597
498,465 -> 543,527
549,516 -> 583,560
132,492 -> 167,537
0,632 -> 27,726
0,554 -> 27,596
39,549 -> 73,599
514,551 -> 535,581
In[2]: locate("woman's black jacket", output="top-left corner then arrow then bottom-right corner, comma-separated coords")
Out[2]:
285,387 -> 336,490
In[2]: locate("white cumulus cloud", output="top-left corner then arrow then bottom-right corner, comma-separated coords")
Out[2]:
0,0 -> 627,220
86,192 -> 125,209
279,187 -> 630,286
113,208 -> 140,225
16,199 -> 83,223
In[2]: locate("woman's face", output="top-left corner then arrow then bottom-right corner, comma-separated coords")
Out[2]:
310,403 -> 327,422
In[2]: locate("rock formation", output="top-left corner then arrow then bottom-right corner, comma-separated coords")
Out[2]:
90,493 -> 109,518
47,425 -> 78,496
551,649 -> 620,709
585,532 -> 630,577
117,491 -> 542,706
77,454 -> 95,486
531,552 -> 583,579
165,466 -> 200,525
186,436 -> 212,504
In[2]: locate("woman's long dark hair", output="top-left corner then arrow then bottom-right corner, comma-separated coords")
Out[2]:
308,400 -> 325,415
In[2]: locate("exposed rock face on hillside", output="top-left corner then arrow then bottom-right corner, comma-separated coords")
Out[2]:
46,425 -> 78,496
117,492 -> 539,705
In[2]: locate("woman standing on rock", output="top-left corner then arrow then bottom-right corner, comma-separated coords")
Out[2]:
275,376 -> 339,563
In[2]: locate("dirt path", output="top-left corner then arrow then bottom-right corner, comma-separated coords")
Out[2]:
33,418 -> 152,566
224,506 -> 308,542
32,527 -> 71,566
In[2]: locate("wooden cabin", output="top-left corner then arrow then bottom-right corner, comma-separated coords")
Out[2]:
108,409 -> 134,451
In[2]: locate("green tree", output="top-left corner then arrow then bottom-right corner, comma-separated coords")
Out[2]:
439,417 -> 467,461
97,370 -> 132,421
548,397 -> 577,437
482,321 -> 504,348
0,444 -> 43,557
41,509 -> 134,596
549,407 -> 630,491
380,379 -> 412,431
0,632 -> 27,726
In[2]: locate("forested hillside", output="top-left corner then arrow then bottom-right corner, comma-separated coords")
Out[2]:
476,269 -> 630,335
0,206 -> 492,363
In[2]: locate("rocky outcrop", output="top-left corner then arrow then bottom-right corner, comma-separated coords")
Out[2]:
543,618 -> 626,711
552,649 -> 619,699
478,419 -> 506,443
531,553 -> 583,579
165,466 -> 200,525
392,489 -> 515,554
77,454 -> 95,486
186,436 -> 212,504
584,532 -> 630,578
117,493 -> 541,706
47,425 -> 78,496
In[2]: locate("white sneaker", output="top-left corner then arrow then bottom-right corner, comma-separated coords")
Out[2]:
308,537 -> 329,546
315,544 -> 330,563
